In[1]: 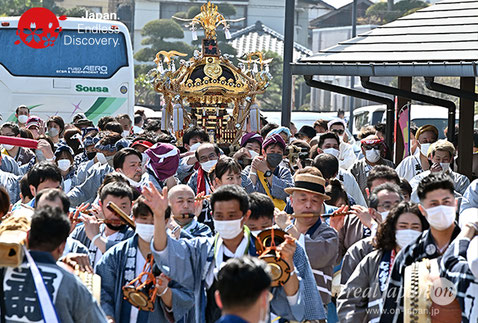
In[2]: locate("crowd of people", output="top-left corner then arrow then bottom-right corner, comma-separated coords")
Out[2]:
0,105 -> 477,323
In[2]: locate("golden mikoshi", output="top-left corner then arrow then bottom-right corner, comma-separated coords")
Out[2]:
148,1 -> 272,146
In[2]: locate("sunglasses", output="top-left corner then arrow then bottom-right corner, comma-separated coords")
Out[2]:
362,145 -> 381,150
331,129 -> 345,135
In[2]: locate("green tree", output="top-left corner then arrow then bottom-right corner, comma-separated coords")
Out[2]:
64,7 -> 87,17
135,73 -> 157,106
134,19 -> 194,62
187,5 -> 201,19
254,51 -> 309,111
255,51 -> 282,110
217,3 -> 236,17
364,0 -> 428,24
0,0 -> 32,16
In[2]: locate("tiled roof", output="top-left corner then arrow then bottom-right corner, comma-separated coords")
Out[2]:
228,21 -> 313,61
293,0 -> 478,77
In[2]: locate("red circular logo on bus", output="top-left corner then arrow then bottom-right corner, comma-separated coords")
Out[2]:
15,8 -> 66,48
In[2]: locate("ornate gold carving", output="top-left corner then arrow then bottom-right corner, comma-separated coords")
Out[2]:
149,1 -> 272,144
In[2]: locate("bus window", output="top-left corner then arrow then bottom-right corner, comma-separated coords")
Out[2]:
412,118 -> 448,139
354,112 -> 368,131
371,111 -> 384,125
0,29 -> 128,78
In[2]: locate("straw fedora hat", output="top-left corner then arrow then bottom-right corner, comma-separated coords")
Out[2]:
284,173 -> 330,200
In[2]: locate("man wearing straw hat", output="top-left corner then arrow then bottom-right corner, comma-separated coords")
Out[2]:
275,167 -> 341,313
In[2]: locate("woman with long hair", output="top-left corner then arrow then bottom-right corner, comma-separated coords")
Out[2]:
337,202 -> 429,323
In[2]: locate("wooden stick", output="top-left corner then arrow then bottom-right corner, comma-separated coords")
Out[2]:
291,212 -> 351,218
106,202 -> 136,229
290,213 -> 321,218
173,213 -> 195,219
321,211 -> 352,218
195,195 -> 211,201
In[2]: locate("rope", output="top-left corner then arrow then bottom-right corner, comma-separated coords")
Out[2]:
0,216 -> 30,236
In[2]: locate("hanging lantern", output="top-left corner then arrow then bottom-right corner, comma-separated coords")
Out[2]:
173,103 -> 184,132
224,28 -> 231,40
191,27 -> 198,41
252,63 -> 258,74
249,103 -> 260,132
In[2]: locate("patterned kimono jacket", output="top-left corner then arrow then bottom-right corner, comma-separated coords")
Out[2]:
96,235 -> 194,323
70,223 -> 135,268
152,229 -> 326,322
180,219 -> 213,238
337,249 -> 394,323
380,225 -> 461,323
440,237 -> 478,323
2,251 -> 107,323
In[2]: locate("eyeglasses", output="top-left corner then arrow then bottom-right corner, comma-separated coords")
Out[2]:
377,202 -> 398,210
362,145 -> 380,150
199,153 -> 218,163
331,129 -> 345,135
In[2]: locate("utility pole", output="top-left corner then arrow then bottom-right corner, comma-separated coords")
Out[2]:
281,0 -> 295,127
348,0 -> 357,133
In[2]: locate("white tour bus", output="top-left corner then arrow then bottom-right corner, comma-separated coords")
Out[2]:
0,17 -> 134,124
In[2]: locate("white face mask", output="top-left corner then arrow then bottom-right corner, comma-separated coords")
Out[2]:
2,144 -> 14,151
18,115 -> 28,124
122,130 -> 130,138
380,211 -> 390,222
126,175 -> 142,187
323,148 -> 340,158
395,229 -> 422,249
440,162 -> 450,172
365,149 -> 381,163
338,135 -> 344,142
213,217 -> 243,240
57,159 -> 71,172
425,205 -> 456,231
250,230 -> 262,236
136,223 -> 155,242
200,159 -> 217,173
248,149 -> 259,159
189,142 -> 201,152
420,143 -> 432,157
48,127 -> 59,137
96,152 -> 107,165
467,236 -> 478,278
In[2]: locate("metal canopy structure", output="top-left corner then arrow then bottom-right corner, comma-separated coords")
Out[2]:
290,0 -> 478,178
294,0 -> 478,77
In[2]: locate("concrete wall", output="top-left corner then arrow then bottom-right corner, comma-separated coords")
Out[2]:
133,0 -> 160,53
59,0 -> 108,13
133,0 -> 313,55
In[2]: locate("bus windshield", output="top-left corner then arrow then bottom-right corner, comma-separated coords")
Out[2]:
0,29 -> 128,79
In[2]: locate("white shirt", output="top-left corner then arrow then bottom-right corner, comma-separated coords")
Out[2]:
337,168 -> 367,206
396,149 -> 424,181
94,231 -> 120,269
339,142 -> 357,170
